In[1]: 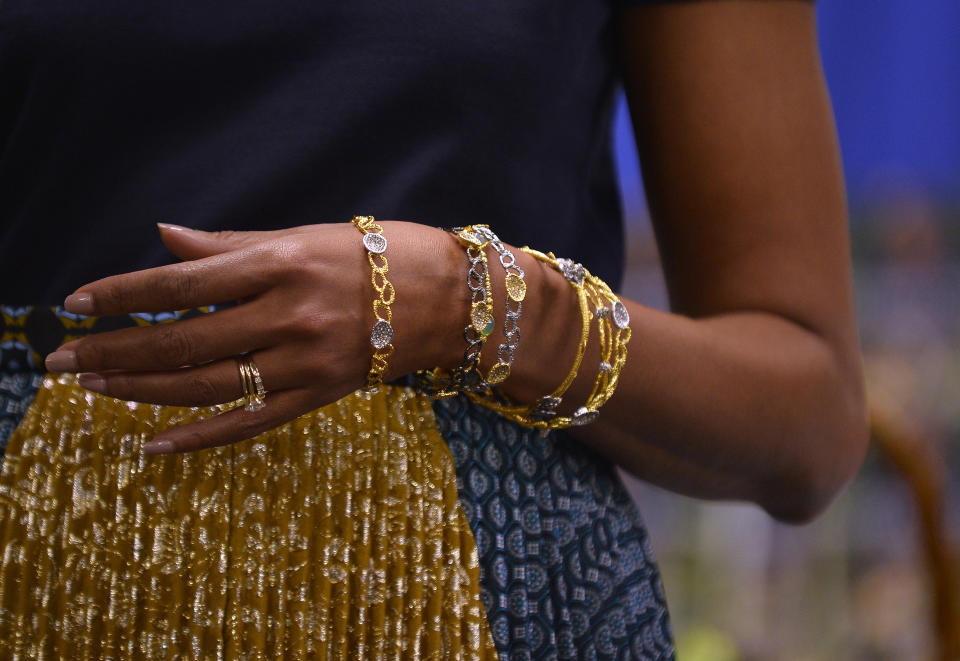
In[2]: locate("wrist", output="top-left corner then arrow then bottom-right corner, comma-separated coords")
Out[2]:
378,221 -> 470,379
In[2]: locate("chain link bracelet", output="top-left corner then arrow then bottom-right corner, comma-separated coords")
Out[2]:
352,215 -> 396,391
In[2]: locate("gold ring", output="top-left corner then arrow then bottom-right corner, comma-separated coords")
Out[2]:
237,354 -> 267,412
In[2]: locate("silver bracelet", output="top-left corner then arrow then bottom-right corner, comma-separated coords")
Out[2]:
470,225 -> 525,385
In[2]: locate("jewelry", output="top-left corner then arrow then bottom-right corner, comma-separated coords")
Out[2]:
415,227 -> 495,397
465,248 -> 630,430
237,354 -> 267,412
468,225 -> 525,385
466,247 -> 591,427
352,215 -> 396,390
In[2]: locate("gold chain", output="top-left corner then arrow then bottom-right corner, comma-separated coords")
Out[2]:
352,215 -> 396,390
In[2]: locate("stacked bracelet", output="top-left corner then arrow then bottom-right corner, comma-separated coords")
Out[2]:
352,215 -> 396,390
413,223 -> 630,431
464,247 -> 592,426
416,226 -> 496,397
462,248 -> 631,429
462,225 -> 525,386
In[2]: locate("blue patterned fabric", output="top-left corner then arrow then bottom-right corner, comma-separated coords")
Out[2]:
432,395 -> 675,661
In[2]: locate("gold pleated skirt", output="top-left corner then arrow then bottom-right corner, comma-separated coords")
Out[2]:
0,374 -> 497,660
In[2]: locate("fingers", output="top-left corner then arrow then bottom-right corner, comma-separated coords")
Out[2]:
46,303 -> 276,372
63,242 -> 280,315
142,387 -> 320,454
75,344 -> 315,407
158,223 -> 321,261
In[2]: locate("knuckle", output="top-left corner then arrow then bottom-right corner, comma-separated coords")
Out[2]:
155,324 -> 197,366
186,374 -> 221,404
74,341 -> 108,369
234,411 -> 268,440
99,281 -> 134,312
164,269 -> 202,305
104,373 -> 133,400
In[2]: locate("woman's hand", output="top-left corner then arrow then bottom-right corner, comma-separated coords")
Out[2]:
43,221 -> 469,454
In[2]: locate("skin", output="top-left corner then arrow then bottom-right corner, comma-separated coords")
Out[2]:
44,0 -> 868,524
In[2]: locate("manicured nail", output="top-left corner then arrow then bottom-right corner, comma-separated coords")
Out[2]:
64,292 -> 95,315
157,222 -> 194,232
77,372 -> 107,393
143,439 -> 175,455
45,350 -> 78,372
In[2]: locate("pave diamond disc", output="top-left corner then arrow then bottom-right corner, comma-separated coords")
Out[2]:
370,319 -> 394,349
612,301 -> 630,329
598,361 -> 612,374
471,302 -> 492,333
505,273 -> 527,302
557,258 -> 585,285
458,230 -> 483,246
363,232 -> 387,254
487,362 -> 511,384
571,407 -> 599,426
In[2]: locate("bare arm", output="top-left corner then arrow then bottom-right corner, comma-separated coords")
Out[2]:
515,0 -> 869,523
52,1 -> 866,525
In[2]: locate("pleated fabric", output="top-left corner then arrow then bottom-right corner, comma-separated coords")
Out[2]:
0,374 -> 497,660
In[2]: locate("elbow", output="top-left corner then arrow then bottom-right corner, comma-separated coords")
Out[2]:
762,371 -> 871,525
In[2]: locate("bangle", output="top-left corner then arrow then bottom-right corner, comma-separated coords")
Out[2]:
415,227 -> 495,397
352,215 -> 396,390
466,248 -> 630,429
466,247 -> 591,426
461,225 -> 525,385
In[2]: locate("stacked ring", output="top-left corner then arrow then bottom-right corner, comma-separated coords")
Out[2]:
237,354 -> 267,412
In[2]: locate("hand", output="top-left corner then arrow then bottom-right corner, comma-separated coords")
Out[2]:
44,221 -> 468,454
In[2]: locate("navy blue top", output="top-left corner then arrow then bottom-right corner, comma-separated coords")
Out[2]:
0,1 -> 651,303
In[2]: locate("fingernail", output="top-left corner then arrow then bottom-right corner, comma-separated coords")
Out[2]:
157,222 -> 195,232
77,372 -> 106,393
45,350 -> 78,372
64,292 -> 95,315
143,439 -> 175,455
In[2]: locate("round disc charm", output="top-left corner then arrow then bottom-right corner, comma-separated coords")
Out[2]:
363,232 -> 387,254
370,319 -> 394,349
612,301 -> 630,329
505,273 -> 527,302
471,302 -> 492,334
571,407 -> 599,426
487,362 -> 511,384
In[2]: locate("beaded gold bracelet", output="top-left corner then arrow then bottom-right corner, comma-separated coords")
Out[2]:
352,215 -> 395,390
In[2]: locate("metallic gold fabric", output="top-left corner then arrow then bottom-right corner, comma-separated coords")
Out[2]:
0,374 -> 496,660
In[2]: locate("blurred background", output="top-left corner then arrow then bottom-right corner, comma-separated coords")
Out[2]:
615,1 -> 960,659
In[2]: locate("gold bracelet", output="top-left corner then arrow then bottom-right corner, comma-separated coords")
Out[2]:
415,226 -> 495,398
465,247 -> 591,427
465,249 -> 630,429
352,215 -> 395,390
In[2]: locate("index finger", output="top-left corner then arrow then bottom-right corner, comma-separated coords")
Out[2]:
64,243 -> 279,315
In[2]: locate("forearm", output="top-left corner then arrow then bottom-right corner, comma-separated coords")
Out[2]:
379,221 -> 866,522
467,242 -> 867,523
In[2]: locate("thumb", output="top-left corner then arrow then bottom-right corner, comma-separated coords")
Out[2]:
157,222 -> 317,261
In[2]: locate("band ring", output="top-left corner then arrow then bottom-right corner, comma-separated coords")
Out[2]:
237,354 -> 267,412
